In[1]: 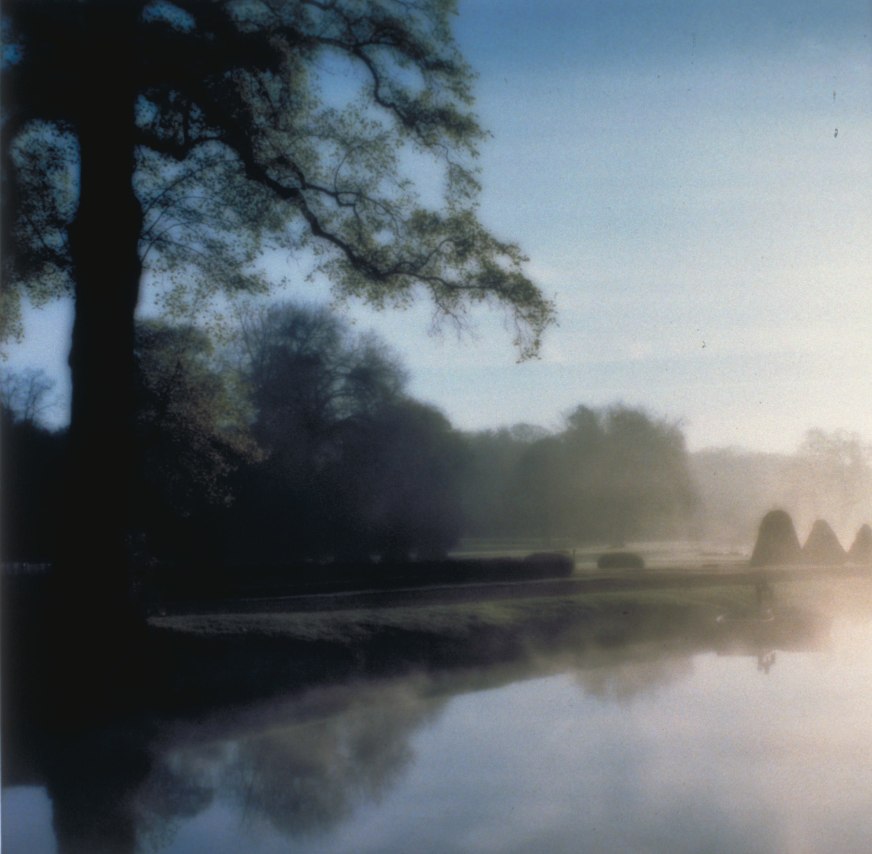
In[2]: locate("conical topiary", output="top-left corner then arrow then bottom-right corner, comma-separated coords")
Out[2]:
802,519 -> 846,565
847,524 -> 872,565
750,509 -> 802,567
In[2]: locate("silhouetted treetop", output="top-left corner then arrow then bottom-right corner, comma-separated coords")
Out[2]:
0,367 -> 57,425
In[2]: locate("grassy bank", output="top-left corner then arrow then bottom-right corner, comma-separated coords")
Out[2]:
150,571 -> 872,644
151,584 -> 752,643
5,568 -> 869,725
141,572 -> 870,712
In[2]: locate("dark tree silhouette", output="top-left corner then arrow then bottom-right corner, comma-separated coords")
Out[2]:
513,434 -> 567,542
0,375 -> 66,562
591,406 -> 696,545
335,398 -> 466,560
219,302 -> 463,564
0,367 -> 58,425
801,519 -> 846,566
222,303 -> 405,562
132,320 -> 258,562
1,0 -> 554,616
848,524 -> 872,564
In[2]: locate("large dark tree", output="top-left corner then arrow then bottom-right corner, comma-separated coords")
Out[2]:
1,1 -> 554,615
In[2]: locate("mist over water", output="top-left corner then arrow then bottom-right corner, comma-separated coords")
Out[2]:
5,580 -> 872,854
2,4 -> 870,854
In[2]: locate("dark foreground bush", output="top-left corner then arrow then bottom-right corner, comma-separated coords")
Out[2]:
597,552 -> 645,570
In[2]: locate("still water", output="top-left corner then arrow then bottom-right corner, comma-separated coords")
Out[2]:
5,617 -> 872,853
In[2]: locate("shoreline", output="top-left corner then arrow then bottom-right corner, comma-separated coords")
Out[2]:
3,566 -> 869,725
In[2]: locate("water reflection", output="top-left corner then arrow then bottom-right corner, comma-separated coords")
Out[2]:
140,680 -> 446,842
712,586 -> 828,676
757,650 -> 776,673
3,594 -> 863,854
574,648 -> 694,702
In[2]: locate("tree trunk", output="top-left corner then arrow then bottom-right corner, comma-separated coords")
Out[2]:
51,4 -> 145,685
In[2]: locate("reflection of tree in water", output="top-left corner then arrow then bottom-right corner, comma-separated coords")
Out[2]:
572,644 -> 695,703
138,680 -> 446,845
135,746 -> 220,852
757,651 -> 776,674
39,727 -> 153,854
230,709 -> 415,834
13,598 -> 832,851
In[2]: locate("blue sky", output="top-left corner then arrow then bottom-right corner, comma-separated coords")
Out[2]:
7,0 -> 872,452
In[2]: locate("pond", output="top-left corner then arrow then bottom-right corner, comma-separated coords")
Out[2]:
4,610 -> 872,853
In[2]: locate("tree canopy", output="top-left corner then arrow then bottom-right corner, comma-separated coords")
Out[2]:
218,302 -> 465,564
461,405 -> 698,545
2,0 -> 554,351
1,0 -> 554,606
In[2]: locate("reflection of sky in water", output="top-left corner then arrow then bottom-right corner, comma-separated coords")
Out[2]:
1,786 -> 57,854
5,621 -> 872,853
324,640 -> 872,854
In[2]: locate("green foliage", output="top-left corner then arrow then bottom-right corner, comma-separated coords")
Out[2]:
1,0 -> 555,593
2,0 -> 554,354
133,320 -> 260,559
1,122 -> 77,339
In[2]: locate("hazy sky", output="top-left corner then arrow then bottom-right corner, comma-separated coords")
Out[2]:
8,0 -> 872,453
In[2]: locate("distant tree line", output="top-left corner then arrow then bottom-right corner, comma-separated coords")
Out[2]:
460,406 -> 697,545
2,303 -> 698,568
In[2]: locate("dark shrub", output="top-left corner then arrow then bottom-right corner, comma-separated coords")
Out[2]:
750,510 -> 802,567
848,524 -> 872,565
802,519 -> 846,565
